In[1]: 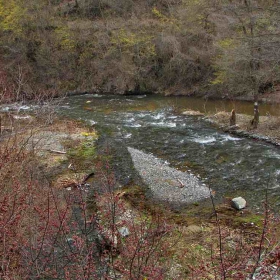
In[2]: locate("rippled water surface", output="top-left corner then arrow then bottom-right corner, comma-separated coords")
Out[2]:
59,94 -> 280,210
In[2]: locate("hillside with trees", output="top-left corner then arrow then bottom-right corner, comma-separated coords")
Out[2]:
0,0 -> 280,100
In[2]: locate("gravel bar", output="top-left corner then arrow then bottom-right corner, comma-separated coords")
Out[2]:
128,147 -> 210,205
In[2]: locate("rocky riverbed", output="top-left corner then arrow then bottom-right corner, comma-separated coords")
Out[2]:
128,147 -> 210,206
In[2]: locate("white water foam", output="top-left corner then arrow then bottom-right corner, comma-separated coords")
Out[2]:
268,183 -> 280,190
0,104 -> 36,112
152,113 -> 165,120
126,117 -> 136,123
265,151 -> 280,160
221,135 -> 242,141
88,120 -> 97,126
150,122 -> 176,128
137,112 -> 150,118
124,133 -> 132,138
19,105 -> 31,110
0,106 -> 10,112
125,123 -> 142,128
193,136 -> 216,144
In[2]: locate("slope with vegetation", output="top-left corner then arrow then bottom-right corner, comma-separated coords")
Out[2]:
1,0 -> 280,101
0,111 -> 279,279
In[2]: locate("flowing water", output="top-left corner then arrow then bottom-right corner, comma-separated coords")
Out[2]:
59,94 -> 280,211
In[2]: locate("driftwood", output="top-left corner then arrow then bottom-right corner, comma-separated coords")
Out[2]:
47,149 -> 67,154
63,182 -> 78,189
177,179 -> 185,188
62,172 -> 95,190
81,172 -> 95,184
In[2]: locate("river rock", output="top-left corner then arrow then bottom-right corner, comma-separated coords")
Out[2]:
182,110 -> 204,116
119,227 -> 130,237
231,197 -> 246,210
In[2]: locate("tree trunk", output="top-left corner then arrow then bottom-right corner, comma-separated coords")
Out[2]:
251,96 -> 259,129
229,109 -> 236,126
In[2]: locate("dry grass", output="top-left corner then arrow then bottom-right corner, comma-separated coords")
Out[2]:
209,111 -> 280,144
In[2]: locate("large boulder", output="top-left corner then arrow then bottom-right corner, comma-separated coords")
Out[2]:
231,197 -> 246,210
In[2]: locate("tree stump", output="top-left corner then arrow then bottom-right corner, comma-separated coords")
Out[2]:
229,109 -> 236,126
250,102 -> 259,129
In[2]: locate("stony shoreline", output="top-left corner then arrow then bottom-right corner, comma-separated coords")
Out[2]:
206,111 -> 280,146
128,147 -> 210,207
182,110 -> 280,146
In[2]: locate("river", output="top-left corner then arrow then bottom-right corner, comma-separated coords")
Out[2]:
59,94 -> 280,210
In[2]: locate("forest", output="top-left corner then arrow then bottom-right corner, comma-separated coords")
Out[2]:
1,0 -> 280,101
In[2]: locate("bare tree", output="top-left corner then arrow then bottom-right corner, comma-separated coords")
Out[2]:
212,0 -> 280,126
